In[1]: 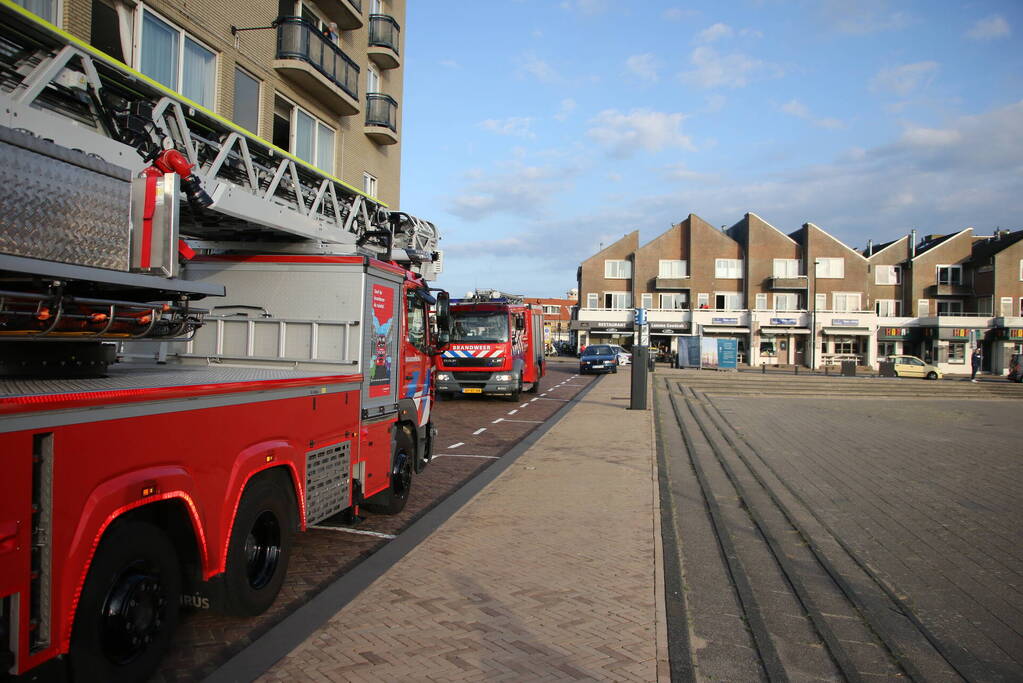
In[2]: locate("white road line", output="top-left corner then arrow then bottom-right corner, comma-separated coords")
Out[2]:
500,419 -> 544,424
492,418 -> 504,424
448,442 -> 464,449
434,453 -> 500,459
473,428 -> 486,435
508,409 -> 518,415
530,398 -> 538,402
540,393 -> 548,397
519,403 -> 529,408
309,526 -> 397,539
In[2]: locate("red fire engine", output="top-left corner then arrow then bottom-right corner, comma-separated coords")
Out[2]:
435,290 -> 546,400
0,4 -> 449,680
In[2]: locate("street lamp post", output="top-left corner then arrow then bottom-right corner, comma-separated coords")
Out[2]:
811,258 -> 820,371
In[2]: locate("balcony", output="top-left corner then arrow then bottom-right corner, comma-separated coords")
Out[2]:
767,275 -> 808,289
368,14 -> 400,69
275,17 -> 360,116
364,93 -> 398,145
323,0 -> 363,30
928,282 -> 972,297
654,276 -> 690,290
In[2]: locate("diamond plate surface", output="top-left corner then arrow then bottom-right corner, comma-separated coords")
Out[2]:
0,125 -> 131,271
304,441 -> 351,525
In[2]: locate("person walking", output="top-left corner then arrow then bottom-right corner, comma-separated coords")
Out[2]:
970,347 -> 983,382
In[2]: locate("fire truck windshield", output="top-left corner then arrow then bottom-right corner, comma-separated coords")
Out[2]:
450,312 -> 509,343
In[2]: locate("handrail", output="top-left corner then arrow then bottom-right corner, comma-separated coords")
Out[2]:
276,16 -> 359,100
368,14 -> 400,54
365,93 -> 398,131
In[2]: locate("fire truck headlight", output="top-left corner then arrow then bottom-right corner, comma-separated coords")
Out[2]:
437,373 -> 452,381
494,374 -> 513,381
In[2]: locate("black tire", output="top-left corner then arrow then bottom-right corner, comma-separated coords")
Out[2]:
612,364 -> 618,374
927,371 -> 938,380
69,520 -> 181,683
222,474 -> 296,616
363,426 -> 414,514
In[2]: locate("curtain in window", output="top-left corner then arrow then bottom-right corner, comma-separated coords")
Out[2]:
183,38 -> 216,108
17,0 -> 55,22
141,11 -> 178,89
233,68 -> 260,133
316,122 -> 335,173
295,110 -> 315,163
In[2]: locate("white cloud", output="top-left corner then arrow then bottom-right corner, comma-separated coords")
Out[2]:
965,15 -> 1010,41
816,0 -> 910,34
478,117 -> 535,138
626,53 -> 659,82
586,109 -> 694,158
554,98 -> 577,121
679,46 -> 782,89
517,53 -> 560,83
869,61 -> 938,97
696,22 -> 734,43
780,99 -> 845,129
446,162 -> 575,221
662,163 -> 717,184
703,94 -> 727,113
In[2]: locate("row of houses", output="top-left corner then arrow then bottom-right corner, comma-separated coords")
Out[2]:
575,213 -> 1023,375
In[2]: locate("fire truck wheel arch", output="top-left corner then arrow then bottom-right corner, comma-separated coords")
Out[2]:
362,426 -> 415,515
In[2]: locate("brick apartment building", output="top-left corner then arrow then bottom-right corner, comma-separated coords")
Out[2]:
523,297 -> 575,348
575,213 -> 1023,376
21,0 -> 406,206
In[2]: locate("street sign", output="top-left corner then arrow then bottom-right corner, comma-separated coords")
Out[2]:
634,307 -> 647,326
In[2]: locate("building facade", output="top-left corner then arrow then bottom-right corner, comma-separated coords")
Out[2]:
20,0 -> 405,206
523,297 -> 575,348
575,213 -> 1023,375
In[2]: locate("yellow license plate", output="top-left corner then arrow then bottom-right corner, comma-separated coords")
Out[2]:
462,388 -> 483,394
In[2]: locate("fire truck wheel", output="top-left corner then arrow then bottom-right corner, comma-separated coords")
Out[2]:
363,429 -> 414,515
69,520 -> 181,683
222,475 -> 296,616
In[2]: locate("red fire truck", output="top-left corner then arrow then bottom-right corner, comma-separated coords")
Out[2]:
435,290 -> 546,400
0,5 -> 448,680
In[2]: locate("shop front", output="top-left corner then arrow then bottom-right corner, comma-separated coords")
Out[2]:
754,316 -> 811,366
817,317 -> 875,369
876,325 -> 918,360
571,320 -> 635,351
919,325 -> 985,374
697,316 -> 750,365
650,321 -> 691,361
988,320 -> 1022,375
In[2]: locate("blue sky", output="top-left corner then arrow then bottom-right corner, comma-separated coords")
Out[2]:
400,1 -> 1023,299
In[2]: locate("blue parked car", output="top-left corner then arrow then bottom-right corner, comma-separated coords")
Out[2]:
579,344 -> 619,374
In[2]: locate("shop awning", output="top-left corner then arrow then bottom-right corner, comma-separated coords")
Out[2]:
702,326 -> 751,334
822,327 -> 871,336
760,327 -> 811,335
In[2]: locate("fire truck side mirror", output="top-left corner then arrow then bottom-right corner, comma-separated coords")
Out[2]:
435,290 -> 451,332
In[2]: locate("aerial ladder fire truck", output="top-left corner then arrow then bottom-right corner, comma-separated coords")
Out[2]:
0,2 -> 450,680
435,290 -> 545,401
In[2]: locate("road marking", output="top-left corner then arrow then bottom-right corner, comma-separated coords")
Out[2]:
508,409 -> 518,415
501,419 -> 544,424
530,398 -> 538,402
309,526 -> 397,539
492,418 -> 504,424
472,428 -> 486,435
435,453 -> 500,459
540,393 -> 548,397
519,403 -> 529,408
448,442 -> 464,449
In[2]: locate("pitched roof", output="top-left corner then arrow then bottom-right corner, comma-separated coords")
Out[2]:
969,229 -> 1023,263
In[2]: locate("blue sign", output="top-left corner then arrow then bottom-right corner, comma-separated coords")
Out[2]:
770,318 -> 798,325
717,338 -> 738,368
634,307 -> 647,326
832,319 -> 860,326
711,317 -> 739,324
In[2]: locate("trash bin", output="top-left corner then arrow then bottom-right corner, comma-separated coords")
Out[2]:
878,360 -> 896,377
841,360 -> 856,377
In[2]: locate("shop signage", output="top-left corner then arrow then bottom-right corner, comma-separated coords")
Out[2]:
878,327 -> 912,340
949,328 -> 969,338
1008,329 -> 1023,340
832,319 -> 859,326
769,318 -> 798,325
711,317 -> 739,324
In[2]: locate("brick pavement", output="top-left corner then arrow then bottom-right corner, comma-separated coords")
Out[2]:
258,369 -> 664,682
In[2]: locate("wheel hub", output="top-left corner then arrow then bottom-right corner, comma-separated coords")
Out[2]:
244,510 -> 282,590
100,567 -> 167,664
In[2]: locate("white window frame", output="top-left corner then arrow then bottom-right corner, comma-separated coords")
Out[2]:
918,299 -> 930,316
658,259 -> 688,278
136,7 -> 218,109
832,292 -> 861,313
603,291 -> 632,309
363,171 -> 378,197
604,260 -> 631,279
542,305 -> 560,315
640,293 -> 653,309
948,342 -> 967,364
936,264 -> 963,286
659,293 -> 687,310
755,293 -> 768,310
936,300 -> 963,315
696,293 -> 709,309
876,299 -> 901,316
1000,297 -> 1013,316
714,291 -> 742,310
586,293 -> 599,309
275,93 -> 336,173
714,258 -> 743,279
815,292 -> 827,311
772,259 -> 800,278
815,257 -> 844,279
874,265 -> 901,285
977,296 -> 993,316
367,62 -> 381,94
774,293 -> 798,311
1019,259 -> 1023,281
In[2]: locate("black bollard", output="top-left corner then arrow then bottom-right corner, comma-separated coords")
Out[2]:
630,346 -> 648,410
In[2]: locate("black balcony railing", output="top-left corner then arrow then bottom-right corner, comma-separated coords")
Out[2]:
368,14 -> 400,54
276,16 -> 359,100
366,93 -> 397,131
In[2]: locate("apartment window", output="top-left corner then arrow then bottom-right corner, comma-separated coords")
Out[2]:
363,172 -> 378,197
1019,259 -> 1023,281
586,293 -> 599,309
604,292 -> 631,309
918,299 -> 930,316
696,293 -> 709,309
977,296 -> 993,315
1000,297 -> 1013,316
91,0 -> 123,61
815,293 -> 827,310
15,0 -> 57,24
948,343 -> 966,364
876,299 -> 901,316
714,292 -> 742,310
140,9 -> 216,108
875,265 -> 901,285
272,95 -> 335,173
640,293 -> 653,309
542,305 -> 560,315
1020,297 -> 1023,317
774,293 -> 798,311
773,259 -> 800,278
936,265 -> 962,286
815,257 -> 844,279
660,293 -> 687,310
715,259 -> 743,279
658,260 -> 688,278
936,300 -> 963,315
833,292 -> 861,312
604,260 -> 631,279
233,67 -> 260,134
755,293 -> 768,310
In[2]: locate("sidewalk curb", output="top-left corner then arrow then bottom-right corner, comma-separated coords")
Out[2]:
650,376 -> 670,681
204,373 -> 604,683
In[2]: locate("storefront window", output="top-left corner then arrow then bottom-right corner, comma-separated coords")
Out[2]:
878,341 -> 896,357
834,337 -> 855,355
759,340 -> 776,356
948,343 -> 966,364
